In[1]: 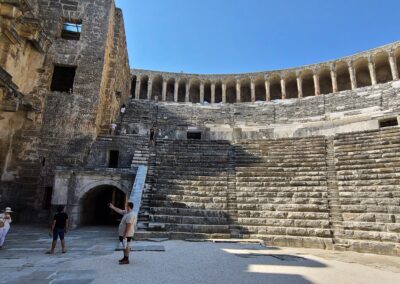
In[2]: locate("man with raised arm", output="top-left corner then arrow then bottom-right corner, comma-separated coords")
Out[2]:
108,202 -> 136,265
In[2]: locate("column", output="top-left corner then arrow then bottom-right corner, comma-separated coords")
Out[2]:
313,74 -> 320,96
174,81 -> 179,102
162,79 -> 167,101
280,78 -> 286,100
251,80 -> 256,102
389,53 -> 399,80
368,59 -> 377,85
200,82 -> 205,103
331,69 -> 338,93
147,80 -> 152,100
236,80 -> 241,102
211,83 -> 216,103
222,83 -> 226,103
185,82 -> 190,102
349,63 -> 357,90
265,79 -> 270,101
297,77 -> 303,98
135,79 -> 141,100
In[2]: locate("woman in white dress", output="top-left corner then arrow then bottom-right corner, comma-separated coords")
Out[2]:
0,207 -> 13,249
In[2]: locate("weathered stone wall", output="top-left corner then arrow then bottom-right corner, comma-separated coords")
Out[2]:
122,81 -> 400,141
85,135 -> 147,169
0,0 -> 130,222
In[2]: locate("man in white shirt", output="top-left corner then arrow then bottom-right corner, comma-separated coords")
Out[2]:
108,201 -> 136,265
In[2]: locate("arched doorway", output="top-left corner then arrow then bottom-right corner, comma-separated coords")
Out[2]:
80,185 -> 127,226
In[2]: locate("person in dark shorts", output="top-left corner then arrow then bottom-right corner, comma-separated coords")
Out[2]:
46,205 -> 68,254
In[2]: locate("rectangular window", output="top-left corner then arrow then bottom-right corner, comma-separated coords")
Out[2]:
42,187 -> 53,210
187,132 -> 202,140
379,118 -> 398,128
61,20 -> 82,40
108,150 -> 119,168
50,65 -> 77,93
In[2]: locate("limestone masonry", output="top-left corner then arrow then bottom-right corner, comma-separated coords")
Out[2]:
0,0 -> 399,256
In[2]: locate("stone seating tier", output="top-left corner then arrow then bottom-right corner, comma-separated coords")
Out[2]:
333,127 -> 400,255
135,130 -> 400,255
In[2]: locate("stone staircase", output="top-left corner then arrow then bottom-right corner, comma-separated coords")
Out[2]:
136,139 -> 233,240
334,127 -> 400,256
235,137 -> 332,249
325,136 -> 346,249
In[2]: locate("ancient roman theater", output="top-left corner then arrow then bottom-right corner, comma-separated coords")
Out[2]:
0,0 -> 399,258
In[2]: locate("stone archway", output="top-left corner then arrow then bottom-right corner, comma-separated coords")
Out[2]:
80,185 -> 127,226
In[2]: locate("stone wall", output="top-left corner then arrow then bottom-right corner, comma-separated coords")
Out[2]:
122,81 -> 400,141
0,0 -> 130,222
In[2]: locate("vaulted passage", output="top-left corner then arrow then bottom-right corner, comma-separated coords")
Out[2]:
336,62 -> 351,91
354,58 -> 371,87
80,186 -> 126,226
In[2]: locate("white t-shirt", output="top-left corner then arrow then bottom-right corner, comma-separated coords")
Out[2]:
118,211 -> 136,237
0,213 -> 12,229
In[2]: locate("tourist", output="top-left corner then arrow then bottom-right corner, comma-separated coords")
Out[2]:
120,104 -> 126,115
0,207 -> 13,249
46,205 -> 68,254
108,202 -> 136,265
149,126 -> 157,145
119,104 -> 126,122
110,123 -> 117,135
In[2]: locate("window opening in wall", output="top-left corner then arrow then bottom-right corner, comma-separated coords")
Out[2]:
108,150 -> 119,168
50,65 -> 77,93
61,20 -> 82,40
42,187 -> 53,210
187,131 -> 202,140
379,118 -> 398,128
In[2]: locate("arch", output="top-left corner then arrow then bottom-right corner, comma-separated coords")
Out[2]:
318,67 -> 333,95
240,77 -> 251,102
189,78 -> 200,103
131,75 -> 137,98
354,57 -> 371,87
285,73 -> 298,99
336,61 -> 351,91
215,81 -> 222,103
177,78 -> 187,102
166,78 -> 175,102
374,52 -> 392,84
80,184 -> 127,226
204,80 -> 212,103
269,74 -> 282,100
226,79 -> 236,103
255,76 -> 266,101
151,75 -> 163,100
139,75 -> 149,99
301,70 -> 315,97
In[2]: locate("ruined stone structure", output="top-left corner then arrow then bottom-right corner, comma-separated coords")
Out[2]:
0,0 -> 399,256
0,0 -> 130,222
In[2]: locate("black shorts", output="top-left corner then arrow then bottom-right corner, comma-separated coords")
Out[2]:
53,228 -> 65,241
119,236 -> 132,242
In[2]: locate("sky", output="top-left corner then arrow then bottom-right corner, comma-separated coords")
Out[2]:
115,0 -> 400,74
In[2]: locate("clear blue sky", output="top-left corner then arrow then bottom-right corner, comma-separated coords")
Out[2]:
115,0 -> 399,74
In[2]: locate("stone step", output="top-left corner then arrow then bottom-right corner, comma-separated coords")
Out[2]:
150,207 -> 230,218
150,215 -> 230,225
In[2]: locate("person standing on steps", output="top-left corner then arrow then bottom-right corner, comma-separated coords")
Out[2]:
108,202 -> 136,265
46,205 -> 68,254
0,207 -> 13,249
119,104 -> 126,123
149,125 -> 157,146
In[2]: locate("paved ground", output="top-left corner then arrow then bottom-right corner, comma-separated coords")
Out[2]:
0,226 -> 399,284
